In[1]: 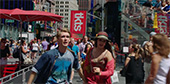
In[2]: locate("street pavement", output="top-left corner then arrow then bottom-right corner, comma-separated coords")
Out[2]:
7,55 -> 126,84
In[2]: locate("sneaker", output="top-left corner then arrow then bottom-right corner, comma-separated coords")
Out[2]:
77,78 -> 82,82
69,80 -> 72,84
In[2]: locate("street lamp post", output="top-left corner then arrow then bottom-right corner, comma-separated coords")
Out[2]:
102,0 -> 104,31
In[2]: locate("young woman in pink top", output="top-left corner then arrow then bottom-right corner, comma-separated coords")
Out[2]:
83,31 -> 115,84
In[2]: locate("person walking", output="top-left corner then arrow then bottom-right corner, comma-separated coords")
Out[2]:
145,34 -> 170,84
50,36 -> 58,50
125,44 -> 144,84
141,32 -> 156,81
79,36 -> 93,55
41,38 -> 49,52
20,40 -> 30,64
31,40 -> 39,60
81,43 -> 92,61
68,38 -> 80,84
83,31 -> 115,84
0,38 -> 11,77
28,28 -> 85,84
142,41 -> 152,81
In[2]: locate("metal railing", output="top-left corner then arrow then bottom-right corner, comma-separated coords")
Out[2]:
0,65 -> 33,84
121,0 -> 170,45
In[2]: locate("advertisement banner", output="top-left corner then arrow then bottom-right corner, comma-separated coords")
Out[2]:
70,10 -> 86,39
155,13 -> 169,36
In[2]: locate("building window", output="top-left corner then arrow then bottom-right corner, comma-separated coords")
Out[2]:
56,1 -> 59,4
55,9 -> 59,12
65,13 -> 68,16
60,13 -> 63,16
56,5 -> 59,8
60,1 -> 64,4
65,9 -> 69,12
56,13 -> 59,15
65,1 -> 69,4
65,18 -> 68,20
65,21 -> 68,24
64,25 -> 68,28
65,5 -> 69,8
60,9 -> 64,12
60,5 -> 64,8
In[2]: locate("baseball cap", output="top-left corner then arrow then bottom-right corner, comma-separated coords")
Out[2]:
150,32 -> 156,36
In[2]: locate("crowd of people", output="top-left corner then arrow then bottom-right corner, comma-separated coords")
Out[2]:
122,32 -> 170,84
26,28 -> 116,84
124,0 -> 170,29
25,29 -> 169,84
143,0 -> 170,14
0,28 -> 170,84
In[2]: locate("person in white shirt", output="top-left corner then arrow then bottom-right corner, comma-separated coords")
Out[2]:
79,36 -> 93,55
31,40 -> 39,59
50,36 -> 58,50
145,34 -> 170,84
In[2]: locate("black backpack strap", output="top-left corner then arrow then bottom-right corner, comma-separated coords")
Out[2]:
67,48 -> 80,69
48,49 -> 59,77
48,55 -> 58,77
67,48 -> 76,57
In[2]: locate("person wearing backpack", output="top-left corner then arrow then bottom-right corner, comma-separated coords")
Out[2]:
20,40 -> 30,64
28,28 -> 86,84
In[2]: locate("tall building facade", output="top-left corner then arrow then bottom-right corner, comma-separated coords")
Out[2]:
33,0 -> 56,39
77,0 -> 89,11
35,0 -> 55,13
55,0 -> 78,29
88,0 -> 121,46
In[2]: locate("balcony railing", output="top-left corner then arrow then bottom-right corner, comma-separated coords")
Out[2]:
121,0 -> 170,44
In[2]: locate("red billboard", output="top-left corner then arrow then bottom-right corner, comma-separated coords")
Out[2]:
70,10 -> 86,39
155,13 -> 169,36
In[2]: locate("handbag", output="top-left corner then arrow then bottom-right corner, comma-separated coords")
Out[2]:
120,58 -> 130,77
24,57 -> 33,64
120,65 -> 128,77
111,70 -> 119,83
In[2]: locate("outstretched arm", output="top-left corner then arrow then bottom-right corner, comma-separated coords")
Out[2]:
28,71 -> 36,84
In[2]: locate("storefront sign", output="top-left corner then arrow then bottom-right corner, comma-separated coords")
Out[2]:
155,13 -> 169,36
70,10 -> 86,39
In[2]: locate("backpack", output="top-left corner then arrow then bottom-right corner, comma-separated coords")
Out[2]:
13,47 -> 21,58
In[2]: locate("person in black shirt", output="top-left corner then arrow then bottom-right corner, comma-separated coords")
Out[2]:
0,38 -> 11,77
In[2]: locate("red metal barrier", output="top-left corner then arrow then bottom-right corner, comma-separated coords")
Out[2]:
3,64 -> 18,77
115,52 -> 125,56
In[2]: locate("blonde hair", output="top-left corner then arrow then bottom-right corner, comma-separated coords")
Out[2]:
152,34 -> 170,58
56,28 -> 71,39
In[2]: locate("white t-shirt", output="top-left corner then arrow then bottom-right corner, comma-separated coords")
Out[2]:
32,43 -> 39,51
50,45 -> 58,50
154,54 -> 170,84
